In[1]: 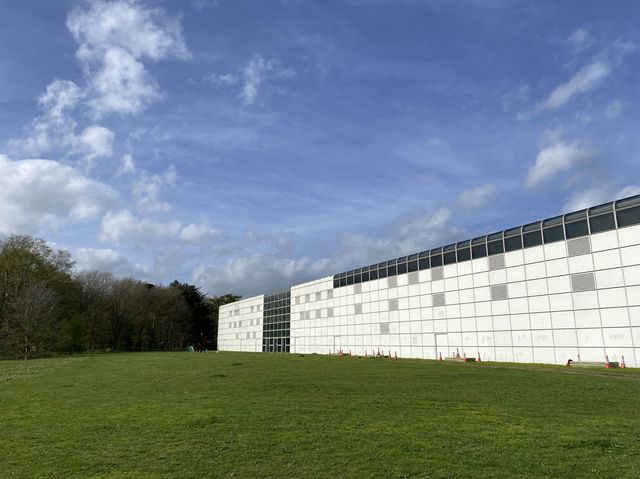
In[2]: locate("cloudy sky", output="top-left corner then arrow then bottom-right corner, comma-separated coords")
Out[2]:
0,0 -> 638,297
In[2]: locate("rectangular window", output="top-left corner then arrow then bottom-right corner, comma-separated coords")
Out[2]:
397,262 -> 407,275
354,273 -> 362,284
523,230 -> 542,248
369,269 -> 378,280
378,266 -> 387,278
418,258 -> 430,270
333,277 -> 339,288
504,234 -> 522,252
346,275 -> 354,285
543,225 -> 564,243
457,247 -> 471,262
487,240 -> 504,256
565,219 -> 589,239
387,264 -> 397,276
361,271 -> 369,282
407,260 -> 418,272
430,254 -> 443,267
616,206 -> 640,228
443,251 -> 456,265
339,277 -> 347,287
472,244 -> 486,258
589,213 -> 615,233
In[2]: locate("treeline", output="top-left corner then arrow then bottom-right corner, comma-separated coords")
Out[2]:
0,235 -> 240,359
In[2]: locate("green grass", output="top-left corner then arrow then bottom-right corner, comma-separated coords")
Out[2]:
1,352 -> 640,478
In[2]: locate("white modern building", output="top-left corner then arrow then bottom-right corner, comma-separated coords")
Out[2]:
219,195 -> 640,367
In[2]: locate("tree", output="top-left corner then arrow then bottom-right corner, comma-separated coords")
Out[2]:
0,235 -> 74,358
74,271 -> 115,350
3,282 -> 57,359
170,281 -> 210,346
206,294 -> 242,350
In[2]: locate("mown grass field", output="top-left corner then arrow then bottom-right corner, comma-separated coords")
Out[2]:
1,352 -> 639,478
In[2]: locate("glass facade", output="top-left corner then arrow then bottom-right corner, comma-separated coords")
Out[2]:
262,289 -> 291,352
332,194 -> 640,289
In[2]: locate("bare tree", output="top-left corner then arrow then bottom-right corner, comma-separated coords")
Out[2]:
75,271 -> 115,350
3,282 -> 57,359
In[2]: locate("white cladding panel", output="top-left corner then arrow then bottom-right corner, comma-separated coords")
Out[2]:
219,222 -> 640,366
219,295 -> 264,352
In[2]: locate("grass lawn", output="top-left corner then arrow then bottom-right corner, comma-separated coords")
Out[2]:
1,352 -> 639,478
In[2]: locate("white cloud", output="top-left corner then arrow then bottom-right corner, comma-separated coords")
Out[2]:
0,154 -> 117,235
66,0 -> 189,61
618,185 -> 640,199
131,165 -> 177,213
538,60 -> 610,111
192,0 -> 219,10
194,255 -> 321,296
204,72 -> 239,87
15,80 -> 83,156
563,185 -> 640,212
66,0 -> 190,118
74,247 -> 147,277
13,80 -> 115,166
99,209 -> 181,244
179,223 -> 222,243
81,46 -> 162,117
567,28 -> 592,53
117,154 -> 136,176
524,141 -> 594,189
562,187 -> 610,212
77,125 -> 114,162
604,100 -> 624,120
457,183 -> 497,209
240,56 -> 295,105
194,207 -> 462,296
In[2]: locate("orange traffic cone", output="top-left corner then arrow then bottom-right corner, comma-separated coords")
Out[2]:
621,355 -> 626,368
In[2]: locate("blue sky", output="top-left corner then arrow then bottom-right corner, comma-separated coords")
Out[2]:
0,0 -> 638,296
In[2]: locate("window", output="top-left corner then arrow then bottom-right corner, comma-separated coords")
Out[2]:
472,243 -> 486,258
387,261 -> 397,277
487,240 -> 504,256
487,232 -> 503,255
369,268 -> 378,280
262,290 -> 291,353
378,264 -> 388,278
408,259 -> 418,272
333,276 -> 339,288
397,260 -> 407,275
589,213 -> 615,233
523,230 -> 542,248
361,269 -> 370,282
543,225 -> 564,243
616,205 -> 640,228
418,251 -> 430,270
457,247 -> 471,262
443,251 -> 455,265
503,227 -> 522,252
346,275 -> 354,285
430,254 -> 443,267
564,220 -> 588,239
